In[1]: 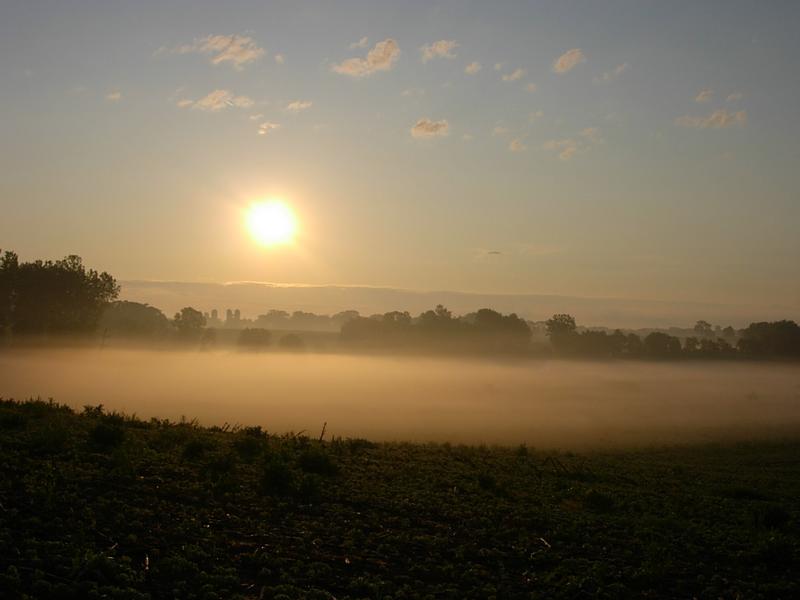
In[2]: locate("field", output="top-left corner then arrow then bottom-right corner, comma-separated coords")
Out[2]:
1,398 -> 798,599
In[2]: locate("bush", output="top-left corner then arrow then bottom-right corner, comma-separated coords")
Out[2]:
298,446 -> 338,476
89,422 -> 126,450
261,456 -> 294,496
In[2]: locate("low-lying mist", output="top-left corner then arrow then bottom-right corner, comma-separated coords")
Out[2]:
2,348 -> 799,448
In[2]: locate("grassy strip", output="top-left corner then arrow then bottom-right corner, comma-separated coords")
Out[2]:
0,398 -> 798,599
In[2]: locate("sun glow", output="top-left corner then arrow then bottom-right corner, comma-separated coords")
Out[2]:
246,200 -> 298,246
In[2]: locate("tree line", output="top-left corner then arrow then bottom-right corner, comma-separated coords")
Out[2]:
1,250 -> 799,359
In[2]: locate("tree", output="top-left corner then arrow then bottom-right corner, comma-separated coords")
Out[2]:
737,321 -> 800,357
545,314 -> 577,338
238,327 -> 272,349
693,320 -> 713,338
0,251 -> 119,336
99,301 -> 169,338
173,307 -> 206,340
643,332 -> 682,358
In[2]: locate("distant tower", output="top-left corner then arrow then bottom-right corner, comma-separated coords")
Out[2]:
226,309 -> 233,323
211,309 -> 218,320
234,309 -> 241,321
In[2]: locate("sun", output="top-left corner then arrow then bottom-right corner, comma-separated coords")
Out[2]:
245,200 -> 298,246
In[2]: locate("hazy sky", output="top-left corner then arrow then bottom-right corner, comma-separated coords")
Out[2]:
1,1 -> 798,309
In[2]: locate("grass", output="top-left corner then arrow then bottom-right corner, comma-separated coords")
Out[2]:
0,398 -> 798,598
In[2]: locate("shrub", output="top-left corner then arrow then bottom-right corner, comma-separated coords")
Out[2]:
298,446 -> 338,476
261,456 -> 294,496
89,422 -> 126,450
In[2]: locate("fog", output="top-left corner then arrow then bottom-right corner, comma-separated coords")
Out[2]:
2,348 -> 799,448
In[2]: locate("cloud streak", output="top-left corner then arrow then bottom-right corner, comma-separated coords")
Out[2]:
286,100 -> 313,112
420,40 -> 458,62
175,34 -> 264,69
553,48 -> 586,73
675,109 -> 747,128
179,89 -> 254,111
332,38 -> 400,77
411,118 -> 449,138
502,68 -> 526,82
464,61 -> 481,75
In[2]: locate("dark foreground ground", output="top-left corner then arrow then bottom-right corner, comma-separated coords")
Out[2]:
0,399 -> 798,599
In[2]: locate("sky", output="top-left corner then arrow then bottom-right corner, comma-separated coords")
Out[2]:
1,0 -> 799,313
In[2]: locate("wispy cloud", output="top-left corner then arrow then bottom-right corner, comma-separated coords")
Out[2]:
274,54 -> 285,64
411,118 -> 449,138
179,89 -> 254,111
594,62 -> 628,83
580,127 -> 603,144
525,83 -> 537,93
695,88 -> 713,103
105,90 -> 122,102
544,126 -> 602,160
502,68 -> 526,82
544,139 -> 578,160
509,138 -> 527,152
173,34 -> 264,70
553,48 -> 586,73
420,40 -> 458,62
350,36 -> 369,49
492,125 -> 509,136
726,92 -> 743,102
464,61 -> 482,75
675,109 -> 747,128
257,122 -> 280,136
332,38 -> 400,77
286,100 -> 313,112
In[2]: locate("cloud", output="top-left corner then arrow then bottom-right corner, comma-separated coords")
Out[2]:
274,54 -> 285,64
502,68 -> 526,82
332,38 -> 400,77
258,122 -> 280,136
544,139 -> 579,160
105,90 -> 122,102
553,48 -> 586,73
461,133 -> 474,141
487,250 -> 502,255
286,100 -> 313,112
726,92 -> 743,102
544,127 -> 602,160
350,36 -> 369,49
529,110 -> 544,122
580,127 -> 603,144
410,118 -> 449,138
675,109 -> 747,129
184,89 -> 254,111
420,40 -> 458,62
509,138 -> 527,152
493,63 -> 504,71
695,88 -> 713,103
594,62 -> 629,83
177,34 -> 264,69
492,126 -> 509,136
464,61 -> 482,75
249,113 -> 264,120
525,83 -> 537,93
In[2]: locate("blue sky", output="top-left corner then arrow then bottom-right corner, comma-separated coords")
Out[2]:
1,0 -> 798,311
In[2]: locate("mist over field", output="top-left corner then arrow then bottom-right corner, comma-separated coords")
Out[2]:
2,348 -> 799,447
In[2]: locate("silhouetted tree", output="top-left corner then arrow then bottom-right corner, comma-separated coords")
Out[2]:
173,307 -> 206,341
643,332 -> 682,358
737,321 -> 800,357
0,250 -> 119,336
693,320 -> 713,338
238,328 -> 272,349
100,301 -> 169,338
